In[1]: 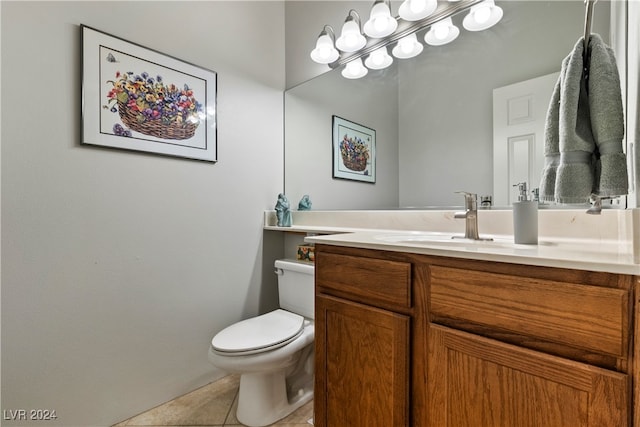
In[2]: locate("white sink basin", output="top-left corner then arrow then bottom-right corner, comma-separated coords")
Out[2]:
374,232 -> 534,249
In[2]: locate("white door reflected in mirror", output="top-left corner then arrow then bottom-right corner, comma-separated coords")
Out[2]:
492,72 -> 559,207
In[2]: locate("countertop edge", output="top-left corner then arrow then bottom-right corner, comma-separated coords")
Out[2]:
304,232 -> 640,276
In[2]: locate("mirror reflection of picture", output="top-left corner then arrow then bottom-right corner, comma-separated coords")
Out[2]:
332,115 -> 376,183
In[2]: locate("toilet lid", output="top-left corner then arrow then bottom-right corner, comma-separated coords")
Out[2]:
211,309 -> 304,354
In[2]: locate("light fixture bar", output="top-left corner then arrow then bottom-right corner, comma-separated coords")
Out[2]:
328,0 -> 484,69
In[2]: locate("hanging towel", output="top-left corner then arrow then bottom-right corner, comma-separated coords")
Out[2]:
588,33 -> 628,198
539,34 -> 627,204
539,75 -> 561,202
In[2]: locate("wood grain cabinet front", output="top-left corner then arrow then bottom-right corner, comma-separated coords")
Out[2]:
312,244 -> 638,427
314,294 -> 409,427
428,324 -> 630,427
314,249 -> 415,427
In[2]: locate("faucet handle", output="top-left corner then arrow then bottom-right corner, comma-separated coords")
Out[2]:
455,191 -> 477,210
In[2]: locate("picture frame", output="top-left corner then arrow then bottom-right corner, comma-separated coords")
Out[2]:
81,25 -> 217,162
332,115 -> 376,183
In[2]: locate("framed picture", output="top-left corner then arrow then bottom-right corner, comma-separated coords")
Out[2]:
81,25 -> 217,162
332,116 -> 375,183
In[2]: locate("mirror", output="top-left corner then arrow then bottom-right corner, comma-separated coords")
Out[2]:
284,1 -> 612,210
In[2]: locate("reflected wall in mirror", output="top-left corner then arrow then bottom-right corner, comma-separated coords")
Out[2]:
285,1 -> 614,209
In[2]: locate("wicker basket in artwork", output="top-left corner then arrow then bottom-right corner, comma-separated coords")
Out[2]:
341,154 -> 367,172
117,100 -> 198,141
339,136 -> 369,172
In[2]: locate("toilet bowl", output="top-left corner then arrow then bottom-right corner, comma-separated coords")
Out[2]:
208,260 -> 315,427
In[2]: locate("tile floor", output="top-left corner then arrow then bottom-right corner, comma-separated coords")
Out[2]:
113,375 -> 313,427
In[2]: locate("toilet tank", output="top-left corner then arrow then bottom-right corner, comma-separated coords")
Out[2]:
274,259 -> 315,319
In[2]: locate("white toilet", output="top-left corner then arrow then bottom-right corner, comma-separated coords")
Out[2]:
208,259 -> 315,427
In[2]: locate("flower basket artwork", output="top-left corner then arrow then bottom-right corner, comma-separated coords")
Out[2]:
332,116 -> 376,183
340,134 -> 369,172
81,25 -> 217,162
106,71 -> 202,141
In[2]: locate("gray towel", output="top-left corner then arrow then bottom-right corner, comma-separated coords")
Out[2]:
539,76 -> 561,202
539,34 -> 627,204
588,34 -> 628,198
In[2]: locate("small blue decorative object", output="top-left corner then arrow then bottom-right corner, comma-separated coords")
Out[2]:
298,195 -> 312,211
275,193 -> 292,227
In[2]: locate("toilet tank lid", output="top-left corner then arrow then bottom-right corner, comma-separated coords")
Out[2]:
211,309 -> 304,353
274,259 -> 314,275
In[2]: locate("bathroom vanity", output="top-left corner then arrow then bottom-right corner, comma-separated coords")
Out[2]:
303,228 -> 640,427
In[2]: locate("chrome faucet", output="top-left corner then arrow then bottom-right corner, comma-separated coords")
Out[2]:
453,192 -> 492,241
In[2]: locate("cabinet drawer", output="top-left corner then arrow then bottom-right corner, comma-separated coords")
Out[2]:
316,252 -> 411,309
430,266 -> 629,357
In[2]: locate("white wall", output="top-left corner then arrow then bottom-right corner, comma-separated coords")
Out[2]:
1,2 -> 285,426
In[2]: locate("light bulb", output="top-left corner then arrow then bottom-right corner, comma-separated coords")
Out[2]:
392,33 -> 422,58
342,58 -> 368,79
374,17 -> 387,33
310,32 -> 339,64
345,34 -> 358,47
425,18 -> 459,45
400,39 -> 413,54
336,18 -> 366,52
319,47 -> 332,60
364,46 -> 393,70
434,23 -> 449,40
463,0 -> 503,31
364,1 -> 397,38
474,5 -> 491,24
410,0 -> 426,13
399,0 -> 436,21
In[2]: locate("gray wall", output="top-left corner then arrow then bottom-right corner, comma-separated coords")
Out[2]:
1,2 -> 285,426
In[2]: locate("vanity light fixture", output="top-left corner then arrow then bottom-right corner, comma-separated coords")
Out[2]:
398,0 -> 438,21
424,17 -> 459,45
310,25 -> 339,64
341,58 -> 369,79
392,33 -> 424,59
336,10 -> 367,53
311,0 -> 503,79
363,0 -> 398,38
462,0 -> 503,31
364,46 -> 394,70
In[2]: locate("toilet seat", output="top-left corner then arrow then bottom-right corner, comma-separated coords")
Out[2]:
211,309 -> 304,356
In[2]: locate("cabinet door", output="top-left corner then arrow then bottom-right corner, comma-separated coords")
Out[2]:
428,325 -> 630,427
315,294 -> 410,427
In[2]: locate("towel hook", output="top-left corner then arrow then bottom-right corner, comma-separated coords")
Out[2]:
583,0 -> 597,55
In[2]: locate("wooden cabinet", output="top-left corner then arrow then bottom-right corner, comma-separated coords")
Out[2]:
313,244 -> 639,427
315,294 -> 409,426
428,324 -> 629,427
314,250 -> 419,427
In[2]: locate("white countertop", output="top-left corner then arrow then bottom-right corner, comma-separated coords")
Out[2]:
264,209 -> 640,275
305,230 -> 640,275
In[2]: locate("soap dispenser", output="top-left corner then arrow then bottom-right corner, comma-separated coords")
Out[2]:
512,182 -> 538,244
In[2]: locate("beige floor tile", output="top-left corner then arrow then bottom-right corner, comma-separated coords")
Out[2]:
113,374 -> 314,427
225,400 -> 313,427
118,375 -> 239,426
271,400 -> 313,426
224,395 -> 313,426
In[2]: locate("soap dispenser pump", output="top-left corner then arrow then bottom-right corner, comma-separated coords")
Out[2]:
512,182 -> 538,244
